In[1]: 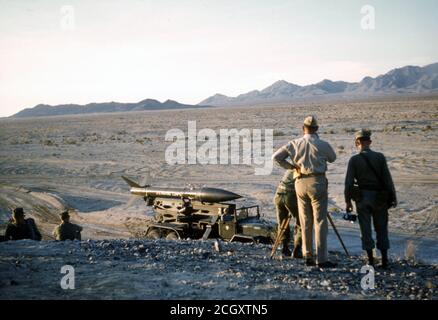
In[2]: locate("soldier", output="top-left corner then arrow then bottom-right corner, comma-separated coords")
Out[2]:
272,169 -> 302,258
53,210 -> 83,241
4,207 -> 42,241
345,129 -> 397,269
273,116 -> 337,268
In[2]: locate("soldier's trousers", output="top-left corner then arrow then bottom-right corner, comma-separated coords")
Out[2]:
295,176 -> 328,264
356,190 -> 390,251
274,191 -> 302,247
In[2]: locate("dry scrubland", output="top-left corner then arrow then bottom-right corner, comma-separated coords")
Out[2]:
0,99 -> 436,238
0,99 -> 437,299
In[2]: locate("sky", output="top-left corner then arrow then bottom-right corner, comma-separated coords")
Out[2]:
1,0 -> 438,117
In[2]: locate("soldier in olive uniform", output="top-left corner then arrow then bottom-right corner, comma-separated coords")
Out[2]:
4,207 -> 42,241
53,210 -> 83,241
345,129 -> 397,268
273,169 -> 302,258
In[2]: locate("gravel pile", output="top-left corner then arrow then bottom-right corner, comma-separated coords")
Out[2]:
0,239 -> 436,299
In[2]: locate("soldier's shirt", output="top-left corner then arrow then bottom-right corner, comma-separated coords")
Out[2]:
53,222 -> 83,241
276,169 -> 297,194
344,148 -> 396,203
283,134 -> 336,174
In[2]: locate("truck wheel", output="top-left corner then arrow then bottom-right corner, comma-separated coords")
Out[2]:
147,229 -> 161,239
166,231 -> 179,240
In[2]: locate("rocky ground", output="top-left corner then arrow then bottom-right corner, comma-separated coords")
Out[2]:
0,239 -> 436,300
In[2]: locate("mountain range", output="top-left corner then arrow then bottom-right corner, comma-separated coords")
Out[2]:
199,62 -> 438,106
12,99 -> 207,118
11,62 -> 438,118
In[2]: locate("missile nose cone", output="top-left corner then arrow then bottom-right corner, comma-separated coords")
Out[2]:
199,187 -> 242,202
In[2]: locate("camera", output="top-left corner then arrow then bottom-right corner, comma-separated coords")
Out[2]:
343,212 -> 357,223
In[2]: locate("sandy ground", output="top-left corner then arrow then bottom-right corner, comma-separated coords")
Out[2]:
0,98 -> 437,299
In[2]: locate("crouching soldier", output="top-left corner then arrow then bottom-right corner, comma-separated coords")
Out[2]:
53,210 -> 83,241
4,207 -> 42,241
345,129 -> 397,269
273,169 -> 303,258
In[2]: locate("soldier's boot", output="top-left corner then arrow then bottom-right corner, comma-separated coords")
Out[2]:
380,250 -> 389,269
292,244 -> 303,259
281,242 -> 292,257
366,249 -> 374,266
305,256 -> 316,266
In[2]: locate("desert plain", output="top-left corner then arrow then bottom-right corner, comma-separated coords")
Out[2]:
0,98 -> 437,299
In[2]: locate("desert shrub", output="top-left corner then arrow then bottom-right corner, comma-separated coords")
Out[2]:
41,139 -> 56,146
273,130 -> 286,137
337,145 -> 345,154
343,127 -> 355,133
10,139 -> 32,145
64,139 -> 77,145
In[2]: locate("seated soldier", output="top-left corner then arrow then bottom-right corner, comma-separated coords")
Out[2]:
53,210 -> 83,241
4,207 -> 42,241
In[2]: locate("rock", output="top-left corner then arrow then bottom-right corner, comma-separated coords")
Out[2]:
201,252 -> 210,259
321,280 -> 330,287
213,240 -> 221,252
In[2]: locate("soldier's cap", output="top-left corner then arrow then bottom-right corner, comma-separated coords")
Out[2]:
355,129 -> 372,140
303,115 -> 318,127
60,210 -> 70,219
13,207 -> 24,217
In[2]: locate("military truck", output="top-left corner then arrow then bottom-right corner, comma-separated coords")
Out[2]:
122,176 -> 276,243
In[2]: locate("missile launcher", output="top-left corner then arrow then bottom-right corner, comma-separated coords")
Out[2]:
122,176 -> 276,243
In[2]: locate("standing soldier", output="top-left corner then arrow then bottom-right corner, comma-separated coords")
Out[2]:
272,169 -> 302,258
53,210 -> 83,241
4,207 -> 42,241
273,116 -> 337,268
345,129 -> 396,269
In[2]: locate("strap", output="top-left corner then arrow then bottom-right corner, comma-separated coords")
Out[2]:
359,153 -> 385,190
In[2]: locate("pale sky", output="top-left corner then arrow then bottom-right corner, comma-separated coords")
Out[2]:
1,0 -> 438,117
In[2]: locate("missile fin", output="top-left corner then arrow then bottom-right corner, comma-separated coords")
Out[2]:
122,176 -> 141,188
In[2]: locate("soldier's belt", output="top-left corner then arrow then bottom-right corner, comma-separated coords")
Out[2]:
298,172 -> 325,178
359,185 -> 383,191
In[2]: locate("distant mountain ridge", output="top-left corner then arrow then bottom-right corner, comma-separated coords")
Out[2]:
12,99 -> 207,118
199,62 -> 438,106
11,62 -> 438,118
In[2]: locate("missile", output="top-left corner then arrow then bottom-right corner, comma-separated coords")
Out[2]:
122,176 -> 241,203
